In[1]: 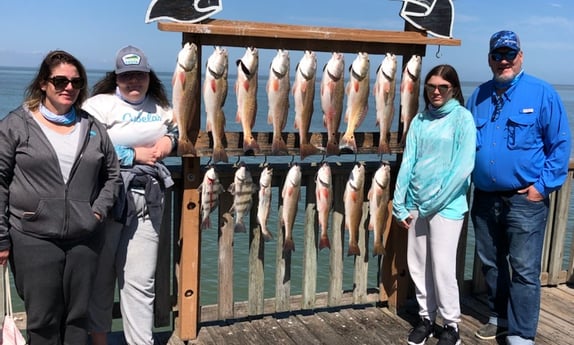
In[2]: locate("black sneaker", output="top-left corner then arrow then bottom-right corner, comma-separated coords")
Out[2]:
475,323 -> 508,340
437,325 -> 461,345
408,318 -> 434,345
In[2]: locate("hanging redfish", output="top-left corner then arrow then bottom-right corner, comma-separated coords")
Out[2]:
399,54 -> 422,147
340,52 -> 370,153
267,49 -> 290,155
203,46 -> 229,163
281,164 -> 302,252
343,163 -> 365,256
293,51 -> 319,160
171,42 -> 199,156
367,163 -> 391,256
320,52 -> 345,156
235,47 -> 260,154
374,53 -> 398,154
198,167 -> 224,230
315,162 -> 332,250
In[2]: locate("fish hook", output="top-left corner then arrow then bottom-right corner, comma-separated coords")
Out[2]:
436,45 -> 442,58
205,156 -> 213,168
289,155 -> 295,167
259,154 -> 268,168
233,155 -> 241,168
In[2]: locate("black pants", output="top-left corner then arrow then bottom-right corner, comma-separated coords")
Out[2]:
9,229 -> 103,345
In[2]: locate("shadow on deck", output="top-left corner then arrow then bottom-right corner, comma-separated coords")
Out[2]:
101,284 -> 574,345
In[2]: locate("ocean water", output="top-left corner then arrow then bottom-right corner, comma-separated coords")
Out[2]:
1,65 -> 573,310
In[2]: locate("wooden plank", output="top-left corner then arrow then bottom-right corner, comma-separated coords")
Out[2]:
302,176 -> 317,310
248,188 -> 265,315
547,172 -> 572,284
328,175 -> 345,306
177,157 -> 202,340
159,19 -> 460,57
352,202 -> 369,304
276,202 -> 292,312
249,316 -> 298,345
217,195 -> 235,320
275,314 -> 324,345
294,311 -> 349,345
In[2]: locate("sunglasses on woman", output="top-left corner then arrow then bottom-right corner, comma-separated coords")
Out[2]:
424,83 -> 452,94
48,76 -> 85,90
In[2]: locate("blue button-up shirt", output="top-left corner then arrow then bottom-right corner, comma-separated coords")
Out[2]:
467,73 -> 571,197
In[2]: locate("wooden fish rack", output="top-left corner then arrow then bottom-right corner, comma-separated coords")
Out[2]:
158,19 -> 461,341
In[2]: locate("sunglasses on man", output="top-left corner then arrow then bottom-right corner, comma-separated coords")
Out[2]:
490,50 -> 519,62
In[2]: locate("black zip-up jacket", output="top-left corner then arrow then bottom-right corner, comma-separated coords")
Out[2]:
0,106 -> 121,250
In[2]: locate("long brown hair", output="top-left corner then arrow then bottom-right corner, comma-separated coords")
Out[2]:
422,64 -> 464,108
23,50 -> 89,112
90,70 -> 170,109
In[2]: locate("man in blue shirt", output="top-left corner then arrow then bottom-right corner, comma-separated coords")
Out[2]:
467,30 -> 571,345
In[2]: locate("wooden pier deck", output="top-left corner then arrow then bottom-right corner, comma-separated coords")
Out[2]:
102,284 -> 574,345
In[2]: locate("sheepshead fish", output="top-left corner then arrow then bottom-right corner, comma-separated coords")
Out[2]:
315,162 -> 332,250
320,52 -> 345,156
203,46 -> 229,163
399,55 -> 422,147
367,163 -> 391,256
267,49 -> 290,155
198,167 -> 224,230
172,42 -> 199,156
235,47 -> 260,154
293,51 -> 319,160
281,164 -> 302,252
374,53 -> 398,154
228,164 -> 257,233
343,163 -> 365,256
257,166 -> 274,241
340,52 -> 370,153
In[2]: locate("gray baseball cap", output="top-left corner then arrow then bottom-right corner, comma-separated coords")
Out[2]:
115,45 -> 151,74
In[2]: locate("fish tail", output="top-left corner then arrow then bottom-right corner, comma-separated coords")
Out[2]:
271,137 -> 288,155
339,133 -> 357,153
283,238 -> 295,252
319,235 -> 331,250
212,147 -> 228,164
373,242 -> 386,256
300,143 -> 319,160
378,140 -> 391,155
234,221 -> 246,233
261,227 -> 274,242
347,242 -> 361,256
201,217 -> 211,230
326,141 -> 340,156
243,136 -> 260,154
177,139 -> 197,156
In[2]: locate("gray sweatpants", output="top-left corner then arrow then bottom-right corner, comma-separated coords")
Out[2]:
89,191 -> 159,345
407,210 -> 463,327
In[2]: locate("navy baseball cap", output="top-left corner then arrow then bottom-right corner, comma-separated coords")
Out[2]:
489,30 -> 521,52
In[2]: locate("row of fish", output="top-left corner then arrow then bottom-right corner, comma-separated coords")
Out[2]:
198,162 -> 391,256
171,43 -> 423,162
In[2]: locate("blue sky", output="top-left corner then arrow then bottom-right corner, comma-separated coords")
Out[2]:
1,1 -> 573,84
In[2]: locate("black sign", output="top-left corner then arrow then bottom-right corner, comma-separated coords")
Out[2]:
400,0 -> 454,39
146,0 -> 223,23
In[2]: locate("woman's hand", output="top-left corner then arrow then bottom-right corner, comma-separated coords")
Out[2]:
0,249 -> 10,266
397,215 -> 413,230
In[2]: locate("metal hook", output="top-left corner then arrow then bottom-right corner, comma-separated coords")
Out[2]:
289,155 -> 295,167
436,45 -> 442,58
233,155 -> 241,168
259,154 -> 268,168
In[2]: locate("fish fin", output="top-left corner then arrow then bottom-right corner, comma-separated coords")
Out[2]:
271,137 -> 288,155
177,139 -> 196,156
206,119 -> 212,132
353,80 -> 359,93
339,133 -> 357,153
212,147 -> 228,164
267,113 -> 273,124
319,236 -> 331,250
261,228 -> 273,242
326,141 -> 340,156
373,243 -> 386,256
235,111 -> 241,123
234,220 -> 246,233
201,217 -> 211,230
228,183 -> 235,194
242,80 -> 250,91
378,140 -> 391,155
283,238 -> 295,252
209,79 -> 217,93
271,78 -> 279,92
368,221 -> 374,231
243,136 -> 260,154
293,117 -> 300,130
300,143 -> 319,160
347,243 -> 361,256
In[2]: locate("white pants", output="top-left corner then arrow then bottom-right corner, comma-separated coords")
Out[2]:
117,191 -> 160,345
407,211 -> 462,326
